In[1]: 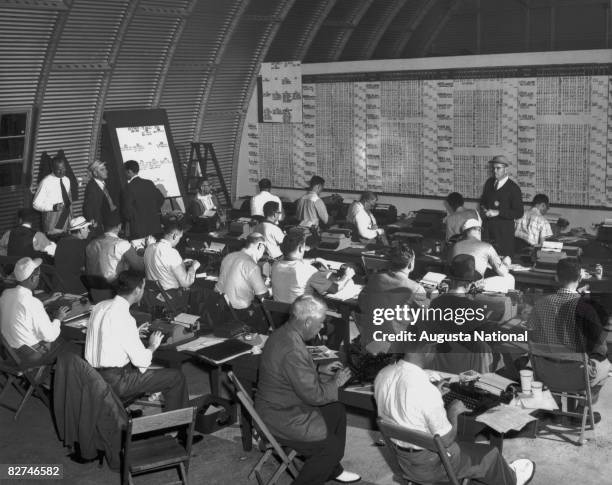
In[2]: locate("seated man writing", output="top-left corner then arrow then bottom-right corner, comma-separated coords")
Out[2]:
0,257 -> 70,365
215,233 -> 270,333
255,295 -> 359,485
449,218 -> 514,292
144,220 -> 200,299
86,211 -> 144,282
528,257 -> 611,388
374,329 -> 535,485
84,271 -> 198,444
346,191 -> 388,245
271,229 -> 355,304
514,193 -> 553,252
251,201 -> 285,259
358,243 -> 427,353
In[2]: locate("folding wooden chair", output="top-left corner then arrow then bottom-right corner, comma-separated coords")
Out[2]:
227,371 -> 300,485
0,334 -> 51,420
361,254 -> 389,275
122,406 -> 197,485
377,417 -> 470,485
261,299 -> 291,330
529,341 -> 596,445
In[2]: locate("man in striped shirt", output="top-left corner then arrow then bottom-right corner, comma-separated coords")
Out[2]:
514,194 -> 553,251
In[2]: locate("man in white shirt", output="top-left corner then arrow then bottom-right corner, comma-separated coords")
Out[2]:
215,233 -> 269,332
144,220 -> 200,291
346,191 -> 388,244
514,193 -> 553,251
0,257 -> 69,365
33,157 -> 72,235
444,192 -> 481,241
250,178 -> 282,219
186,177 -> 225,222
86,211 -> 144,282
296,176 -> 329,228
375,335 -> 535,485
85,271 -> 189,414
271,229 -> 355,304
252,201 -> 285,259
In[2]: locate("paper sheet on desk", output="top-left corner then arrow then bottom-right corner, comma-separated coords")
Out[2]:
64,316 -> 89,328
327,282 -> 363,301
475,404 -> 537,434
514,390 -> 558,411
509,264 -> 532,272
176,336 -> 225,352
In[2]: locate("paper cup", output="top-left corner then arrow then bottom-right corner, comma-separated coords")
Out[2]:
520,369 -> 534,393
531,381 -> 543,398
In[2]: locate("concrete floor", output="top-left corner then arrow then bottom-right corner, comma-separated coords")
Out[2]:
1,360 -> 611,485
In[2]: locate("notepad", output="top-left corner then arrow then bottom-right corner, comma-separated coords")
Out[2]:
194,338 -> 253,364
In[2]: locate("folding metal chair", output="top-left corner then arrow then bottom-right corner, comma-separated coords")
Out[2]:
377,417 -> 470,485
227,371 -> 300,485
0,334 -> 51,420
122,407 -> 197,485
529,341 -> 596,445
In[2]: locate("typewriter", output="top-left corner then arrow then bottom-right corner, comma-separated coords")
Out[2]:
442,381 -> 513,414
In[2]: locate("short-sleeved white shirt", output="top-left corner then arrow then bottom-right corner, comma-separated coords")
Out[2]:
251,191 -> 282,217
252,221 -> 285,259
374,360 -> 452,448
144,239 -> 184,290
215,250 -> 268,309
271,259 -> 333,303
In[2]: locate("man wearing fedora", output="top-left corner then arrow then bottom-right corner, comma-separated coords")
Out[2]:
449,218 -> 515,292
55,217 -> 93,294
479,155 -> 523,257
0,257 -> 70,365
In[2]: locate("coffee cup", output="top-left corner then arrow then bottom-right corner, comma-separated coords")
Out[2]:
520,369 -> 534,393
531,381 -> 543,399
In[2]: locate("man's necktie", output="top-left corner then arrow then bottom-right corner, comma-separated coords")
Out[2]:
55,178 -> 71,229
494,180 -> 499,190
101,183 -> 117,212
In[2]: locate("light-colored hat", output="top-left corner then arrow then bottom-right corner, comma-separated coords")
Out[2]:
13,257 -> 42,282
461,218 -> 481,233
68,216 -> 91,231
488,155 -> 509,167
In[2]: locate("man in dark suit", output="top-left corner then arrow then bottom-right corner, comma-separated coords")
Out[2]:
479,155 -> 523,257
82,160 -> 118,236
121,160 -> 165,239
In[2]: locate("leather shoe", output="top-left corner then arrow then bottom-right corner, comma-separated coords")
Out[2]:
334,470 -> 361,483
569,411 -> 601,425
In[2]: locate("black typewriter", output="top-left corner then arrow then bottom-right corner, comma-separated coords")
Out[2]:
441,381 -> 513,414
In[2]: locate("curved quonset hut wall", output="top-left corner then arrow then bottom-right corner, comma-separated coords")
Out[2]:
0,0 -> 608,230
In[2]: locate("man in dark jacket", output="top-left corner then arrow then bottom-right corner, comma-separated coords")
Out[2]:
254,295 -> 359,485
121,160 -> 165,239
0,208 -> 55,260
83,160 -> 118,236
479,155 -> 523,257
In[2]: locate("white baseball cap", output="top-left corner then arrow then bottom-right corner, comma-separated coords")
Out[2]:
13,257 -> 42,282
68,216 -> 91,231
461,218 -> 482,233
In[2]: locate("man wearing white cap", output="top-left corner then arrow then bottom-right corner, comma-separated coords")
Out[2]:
0,257 -> 70,365
449,218 -> 515,292
83,160 -> 118,236
479,155 -> 523,257
55,217 -> 92,293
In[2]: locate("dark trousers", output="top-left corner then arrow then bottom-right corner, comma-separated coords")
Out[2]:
483,218 -> 515,257
98,364 -> 188,412
279,402 -> 346,485
396,441 -> 516,485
